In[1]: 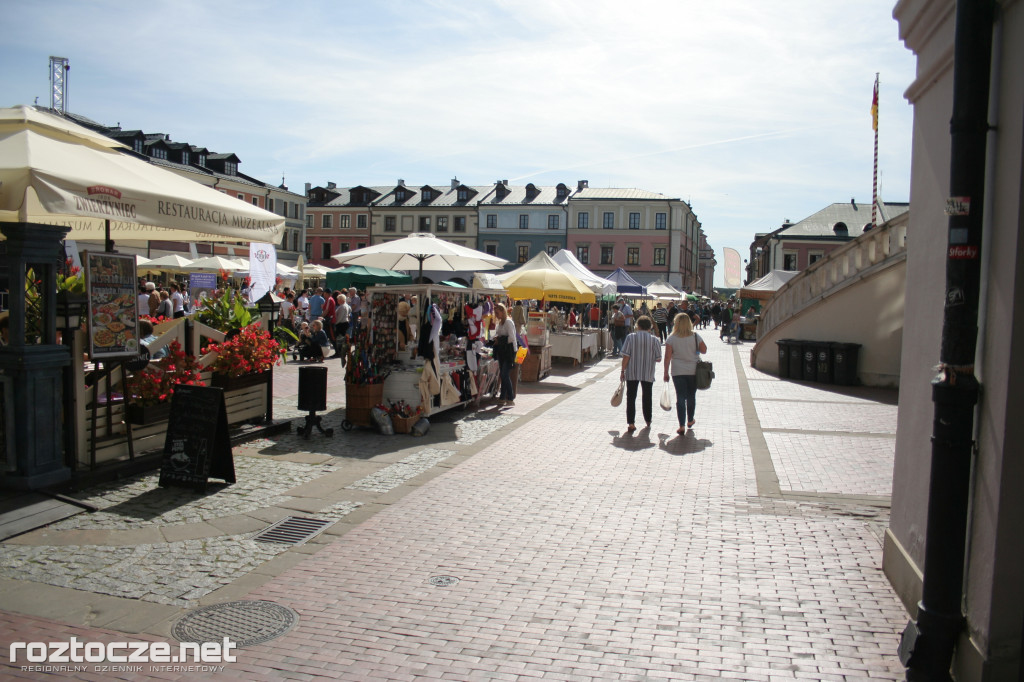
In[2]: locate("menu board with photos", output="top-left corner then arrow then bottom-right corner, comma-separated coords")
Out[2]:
85,251 -> 139,359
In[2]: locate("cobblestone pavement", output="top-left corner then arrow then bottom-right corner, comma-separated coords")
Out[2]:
0,341 -> 908,680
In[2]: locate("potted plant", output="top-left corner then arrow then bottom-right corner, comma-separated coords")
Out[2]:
125,339 -> 205,424
206,323 -> 282,389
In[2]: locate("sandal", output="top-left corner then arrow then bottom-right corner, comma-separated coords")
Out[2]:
626,424 -> 636,433
687,419 -> 696,428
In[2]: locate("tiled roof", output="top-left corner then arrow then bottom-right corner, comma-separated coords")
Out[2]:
573,187 -> 677,201
478,184 -> 572,207
372,183 -> 490,208
782,201 -> 909,237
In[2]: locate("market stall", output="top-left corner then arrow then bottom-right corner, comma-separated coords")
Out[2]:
365,284 -> 505,418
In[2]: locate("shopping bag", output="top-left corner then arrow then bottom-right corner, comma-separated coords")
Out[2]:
660,381 -> 673,410
515,346 -> 528,364
610,380 -> 625,407
696,360 -> 715,390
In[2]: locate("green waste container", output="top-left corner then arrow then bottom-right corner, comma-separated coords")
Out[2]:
776,340 -> 792,379
831,342 -> 862,385
801,342 -> 818,382
788,341 -> 803,380
813,342 -> 834,384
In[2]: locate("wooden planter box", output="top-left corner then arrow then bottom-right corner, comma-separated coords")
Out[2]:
126,401 -> 172,425
211,371 -> 271,391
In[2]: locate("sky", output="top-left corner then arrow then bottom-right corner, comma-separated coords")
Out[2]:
1,0 -> 917,288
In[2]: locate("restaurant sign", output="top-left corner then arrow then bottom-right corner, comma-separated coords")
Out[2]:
85,252 -> 139,359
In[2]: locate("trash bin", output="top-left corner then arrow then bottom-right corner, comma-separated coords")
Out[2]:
831,342 -> 861,386
776,340 -> 792,379
801,342 -> 818,382
788,340 -> 804,380
814,342 -> 834,384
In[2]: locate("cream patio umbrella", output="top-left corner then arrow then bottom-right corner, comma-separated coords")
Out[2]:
143,253 -> 194,273
332,232 -> 506,281
185,255 -> 248,272
0,105 -> 285,244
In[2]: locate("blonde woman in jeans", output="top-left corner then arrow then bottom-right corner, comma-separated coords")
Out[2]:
663,312 -> 707,433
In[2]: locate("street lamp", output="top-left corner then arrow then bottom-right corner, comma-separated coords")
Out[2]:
256,291 -> 283,331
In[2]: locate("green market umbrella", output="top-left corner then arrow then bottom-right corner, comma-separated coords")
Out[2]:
326,264 -> 413,290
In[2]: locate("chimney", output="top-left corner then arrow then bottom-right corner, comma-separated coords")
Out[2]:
327,182 -> 336,190
397,179 -> 405,187
451,177 -> 460,189
304,182 -> 311,195
578,180 -> 589,190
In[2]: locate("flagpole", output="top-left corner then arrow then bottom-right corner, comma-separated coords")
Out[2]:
872,73 -> 880,229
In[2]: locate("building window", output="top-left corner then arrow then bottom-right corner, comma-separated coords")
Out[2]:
133,139 -> 144,154
384,216 -> 396,232
357,242 -> 366,249
600,246 -> 614,265
546,244 -> 558,256
321,243 -> 332,260
305,215 -> 312,229
237,193 -> 244,201
655,213 -> 666,230
322,214 -> 332,229
396,189 -> 407,202
339,214 -> 350,229
548,215 -> 559,230
152,147 -> 168,160
653,247 -> 666,266
454,216 -> 466,232
486,214 -> 497,228
357,214 -> 367,229
304,242 -> 312,258
485,243 -> 498,256
339,243 -> 350,253
577,246 -> 589,264
293,204 -> 301,219
457,188 -> 468,201
783,252 -> 798,270
225,161 -> 237,175
629,212 -> 640,229
603,212 -> 615,229
577,212 -> 589,229
518,245 -> 529,263
809,252 -> 824,265
266,198 -> 274,213
419,216 -> 431,231
252,197 -> 259,207
627,247 -> 640,265
519,215 -> 529,229
181,151 -> 190,165
422,190 -> 432,202
294,233 -> 301,252
436,216 -> 449,232
198,153 -> 207,166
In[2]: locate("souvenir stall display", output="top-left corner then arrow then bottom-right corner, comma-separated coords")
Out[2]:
366,284 -> 503,419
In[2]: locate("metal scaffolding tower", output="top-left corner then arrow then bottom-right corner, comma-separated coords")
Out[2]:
49,56 -> 69,113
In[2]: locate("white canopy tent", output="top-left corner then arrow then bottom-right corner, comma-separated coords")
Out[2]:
550,249 -> 617,296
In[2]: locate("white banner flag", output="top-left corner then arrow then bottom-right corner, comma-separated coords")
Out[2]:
248,242 -> 277,302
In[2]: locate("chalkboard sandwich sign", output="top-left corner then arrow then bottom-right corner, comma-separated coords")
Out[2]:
158,384 -> 235,492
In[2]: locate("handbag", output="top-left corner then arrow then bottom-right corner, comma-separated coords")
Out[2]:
695,335 -> 714,390
610,380 -> 625,407
660,381 -> 673,410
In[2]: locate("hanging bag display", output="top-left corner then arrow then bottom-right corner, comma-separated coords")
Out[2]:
660,381 -> 673,410
695,335 -> 715,390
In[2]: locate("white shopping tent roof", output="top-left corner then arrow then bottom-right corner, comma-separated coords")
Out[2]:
550,249 -> 617,296
0,105 -> 286,243
742,269 -> 800,292
645,280 -> 683,299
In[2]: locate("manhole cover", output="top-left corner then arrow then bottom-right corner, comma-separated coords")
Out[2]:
172,600 -> 298,648
428,575 -> 460,587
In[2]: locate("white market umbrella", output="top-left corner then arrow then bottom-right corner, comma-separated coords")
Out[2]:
185,255 -> 248,271
332,232 -> 507,280
144,253 -> 194,272
302,264 -> 331,277
0,105 -> 286,243
646,280 -> 683,299
498,251 -> 595,304
551,249 -> 617,296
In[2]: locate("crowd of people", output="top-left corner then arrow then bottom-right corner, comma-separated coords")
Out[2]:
278,286 -> 368,362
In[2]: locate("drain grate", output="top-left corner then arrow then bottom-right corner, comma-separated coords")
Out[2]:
428,575 -> 460,587
252,516 -> 333,546
172,600 -> 298,647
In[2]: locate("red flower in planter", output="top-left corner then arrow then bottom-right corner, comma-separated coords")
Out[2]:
206,323 -> 282,378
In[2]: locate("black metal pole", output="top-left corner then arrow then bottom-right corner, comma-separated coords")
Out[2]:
899,1 -> 995,679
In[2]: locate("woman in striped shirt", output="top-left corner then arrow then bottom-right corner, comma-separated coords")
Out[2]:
619,315 -> 662,432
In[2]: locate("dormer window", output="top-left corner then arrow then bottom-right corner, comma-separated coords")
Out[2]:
422,190 -> 432,202
556,184 -> 569,199
181,151 -> 190,165
833,222 -> 849,237
225,161 -> 237,175
198,154 -> 206,167
151,147 -> 168,160
457,188 -> 468,202
396,189 -> 407,202
134,139 -> 144,154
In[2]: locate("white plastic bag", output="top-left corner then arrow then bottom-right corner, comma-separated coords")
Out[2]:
610,381 -> 625,407
660,381 -> 673,411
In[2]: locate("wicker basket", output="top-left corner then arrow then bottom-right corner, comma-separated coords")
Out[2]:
391,414 -> 417,434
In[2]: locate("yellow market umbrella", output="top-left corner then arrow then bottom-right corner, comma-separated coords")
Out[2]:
498,252 -> 595,304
